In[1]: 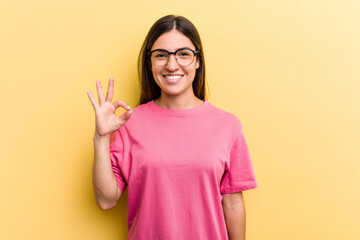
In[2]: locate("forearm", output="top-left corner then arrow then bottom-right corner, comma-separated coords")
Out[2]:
222,199 -> 246,240
92,134 -> 121,210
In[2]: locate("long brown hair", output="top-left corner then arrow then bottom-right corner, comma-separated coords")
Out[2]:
137,15 -> 208,106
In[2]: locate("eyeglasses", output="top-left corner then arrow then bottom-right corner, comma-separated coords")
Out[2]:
147,47 -> 199,67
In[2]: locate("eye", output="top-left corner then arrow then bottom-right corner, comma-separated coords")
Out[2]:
155,53 -> 166,58
153,51 -> 168,58
176,49 -> 193,59
178,51 -> 190,56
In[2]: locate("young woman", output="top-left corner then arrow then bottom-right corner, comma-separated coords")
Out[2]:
87,15 -> 257,240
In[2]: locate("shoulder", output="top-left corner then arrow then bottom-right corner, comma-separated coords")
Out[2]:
125,100 -> 153,117
132,101 -> 152,112
117,101 -> 155,131
208,102 -> 243,130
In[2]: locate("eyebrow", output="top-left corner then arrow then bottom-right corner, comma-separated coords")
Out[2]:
150,46 -> 195,51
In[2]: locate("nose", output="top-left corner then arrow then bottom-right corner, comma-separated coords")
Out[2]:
165,54 -> 179,71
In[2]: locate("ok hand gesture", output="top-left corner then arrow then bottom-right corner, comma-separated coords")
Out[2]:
87,76 -> 133,138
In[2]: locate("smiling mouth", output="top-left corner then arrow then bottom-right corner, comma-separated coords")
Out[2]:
163,75 -> 183,83
163,75 -> 183,80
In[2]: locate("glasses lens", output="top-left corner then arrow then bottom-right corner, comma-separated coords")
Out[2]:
150,49 -> 195,66
151,50 -> 169,66
176,49 -> 194,66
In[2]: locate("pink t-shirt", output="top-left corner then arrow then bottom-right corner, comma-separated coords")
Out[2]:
110,99 -> 257,239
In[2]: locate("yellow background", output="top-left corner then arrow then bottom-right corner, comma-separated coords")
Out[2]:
1,0 -> 359,239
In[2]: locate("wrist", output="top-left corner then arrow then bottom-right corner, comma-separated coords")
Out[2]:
93,133 -> 111,141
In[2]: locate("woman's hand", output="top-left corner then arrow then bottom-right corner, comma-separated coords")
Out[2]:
87,76 -> 133,138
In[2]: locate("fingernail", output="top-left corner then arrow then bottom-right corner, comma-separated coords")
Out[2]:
127,106 -> 131,110
110,76 -> 114,80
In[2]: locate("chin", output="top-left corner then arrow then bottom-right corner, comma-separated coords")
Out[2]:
162,89 -> 184,96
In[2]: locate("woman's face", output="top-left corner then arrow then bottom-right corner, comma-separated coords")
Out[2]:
150,29 -> 200,99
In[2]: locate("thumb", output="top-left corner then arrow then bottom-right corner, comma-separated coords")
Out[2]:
120,108 -> 133,123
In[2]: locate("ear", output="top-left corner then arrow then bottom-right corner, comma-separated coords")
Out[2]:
195,57 -> 200,69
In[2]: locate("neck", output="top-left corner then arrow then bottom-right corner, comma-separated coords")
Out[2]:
154,93 -> 203,110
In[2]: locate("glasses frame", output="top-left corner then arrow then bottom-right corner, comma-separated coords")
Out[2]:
146,47 -> 199,67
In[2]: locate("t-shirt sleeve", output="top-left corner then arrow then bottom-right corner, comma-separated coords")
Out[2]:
220,119 -> 257,194
109,129 -> 128,193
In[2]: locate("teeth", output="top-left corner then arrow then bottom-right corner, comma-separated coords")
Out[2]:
165,75 -> 182,80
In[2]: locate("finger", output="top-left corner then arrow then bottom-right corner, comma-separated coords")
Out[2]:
105,76 -> 114,102
87,91 -> 98,111
113,99 -> 131,111
96,80 -> 106,105
119,109 -> 133,124
124,109 -> 133,121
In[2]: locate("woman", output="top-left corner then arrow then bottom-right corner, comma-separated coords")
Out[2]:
87,15 -> 257,240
